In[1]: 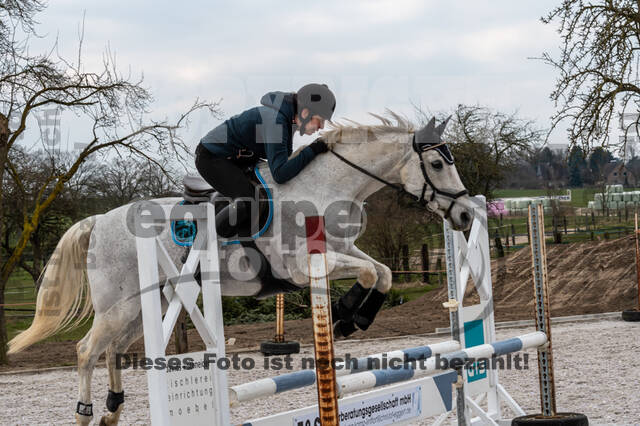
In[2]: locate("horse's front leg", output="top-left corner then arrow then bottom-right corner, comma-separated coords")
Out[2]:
323,252 -> 380,338
343,245 -> 393,333
347,245 -> 392,293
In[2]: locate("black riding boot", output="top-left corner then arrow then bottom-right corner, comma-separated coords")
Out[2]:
216,199 -> 251,238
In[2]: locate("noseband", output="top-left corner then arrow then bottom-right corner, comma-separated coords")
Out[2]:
329,135 -> 468,219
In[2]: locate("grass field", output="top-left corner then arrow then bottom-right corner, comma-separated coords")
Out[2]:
494,187 -> 640,208
5,269 -> 94,343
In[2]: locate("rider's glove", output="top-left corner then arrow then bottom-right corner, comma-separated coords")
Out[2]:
310,138 -> 329,155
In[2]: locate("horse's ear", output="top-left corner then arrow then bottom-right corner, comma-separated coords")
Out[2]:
415,117 -> 438,145
436,116 -> 451,136
426,117 -> 436,132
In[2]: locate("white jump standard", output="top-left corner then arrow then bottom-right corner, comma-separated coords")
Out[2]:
129,198 -> 585,425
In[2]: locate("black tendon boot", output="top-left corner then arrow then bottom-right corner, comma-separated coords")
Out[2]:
354,289 -> 387,331
332,282 -> 368,324
333,319 -> 358,339
332,282 -> 369,338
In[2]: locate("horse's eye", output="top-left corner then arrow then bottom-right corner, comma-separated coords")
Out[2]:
431,160 -> 443,170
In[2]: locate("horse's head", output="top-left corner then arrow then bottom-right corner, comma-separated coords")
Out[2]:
400,117 -> 474,231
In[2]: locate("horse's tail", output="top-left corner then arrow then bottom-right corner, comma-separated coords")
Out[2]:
8,215 -> 99,354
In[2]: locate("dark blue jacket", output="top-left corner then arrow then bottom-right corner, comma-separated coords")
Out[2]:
200,91 -> 317,184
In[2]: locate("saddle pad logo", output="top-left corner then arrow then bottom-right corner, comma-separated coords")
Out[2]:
171,208 -> 197,247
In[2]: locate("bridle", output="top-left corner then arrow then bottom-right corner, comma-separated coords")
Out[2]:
329,135 -> 468,219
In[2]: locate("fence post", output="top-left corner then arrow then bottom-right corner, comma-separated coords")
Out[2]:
436,257 -> 443,286
402,244 -> 410,282
563,216 -> 567,235
552,216 -> 561,244
174,308 -> 189,354
494,229 -> 504,257
505,228 -> 510,251
511,223 -> 516,246
421,243 -> 429,283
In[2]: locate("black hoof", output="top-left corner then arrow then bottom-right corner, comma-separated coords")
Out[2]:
333,320 -> 357,338
354,314 -> 373,331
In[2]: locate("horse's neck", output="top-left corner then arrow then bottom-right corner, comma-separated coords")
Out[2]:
257,138 -> 410,204
324,139 -> 411,202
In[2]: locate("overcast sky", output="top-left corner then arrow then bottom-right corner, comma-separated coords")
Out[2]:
27,0 -> 567,152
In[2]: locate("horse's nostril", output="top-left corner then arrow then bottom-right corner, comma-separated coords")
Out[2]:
461,211 -> 471,224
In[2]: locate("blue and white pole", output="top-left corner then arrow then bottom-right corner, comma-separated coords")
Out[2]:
229,339 -> 461,403
336,331 -> 547,397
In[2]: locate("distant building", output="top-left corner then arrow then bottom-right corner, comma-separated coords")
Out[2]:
547,143 -> 569,156
605,163 -> 637,187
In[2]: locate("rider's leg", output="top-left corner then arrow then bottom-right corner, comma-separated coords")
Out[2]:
195,143 -> 256,236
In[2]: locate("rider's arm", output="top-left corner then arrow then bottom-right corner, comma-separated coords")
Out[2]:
261,115 -> 317,184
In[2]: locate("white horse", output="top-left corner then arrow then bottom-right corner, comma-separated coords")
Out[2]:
8,114 -> 474,425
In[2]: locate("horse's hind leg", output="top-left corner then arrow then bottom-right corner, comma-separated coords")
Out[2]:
76,315 -> 122,426
100,315 -> 143,426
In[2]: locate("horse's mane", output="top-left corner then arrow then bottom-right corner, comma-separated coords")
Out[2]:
289,110 -> 414,157
323,110 -> 414,146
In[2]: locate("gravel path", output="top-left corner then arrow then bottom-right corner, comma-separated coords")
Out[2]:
1,319 -> 638,425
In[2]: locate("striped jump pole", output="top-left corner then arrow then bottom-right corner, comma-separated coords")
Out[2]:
305,216 -> 339,426
510,202 -> 587,424
336,332 -> 547,397
528,203 -> 557,416
229,339 -> 461,403
622,212 -> 640,321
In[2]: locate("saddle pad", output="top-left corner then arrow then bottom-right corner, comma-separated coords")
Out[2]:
170,166 -> 274,247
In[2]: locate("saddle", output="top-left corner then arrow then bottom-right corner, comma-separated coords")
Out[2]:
181,173 -> 269,239
179,171 -> 300,298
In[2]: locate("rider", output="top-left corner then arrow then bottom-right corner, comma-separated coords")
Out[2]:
195,83 -> 336,235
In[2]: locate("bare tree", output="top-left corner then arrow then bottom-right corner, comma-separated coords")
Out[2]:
358,188 -> 430,275
87,157 -> 182,205
541,0 -> 640,152
0,1 -> 220,363
427,105 -> 542,199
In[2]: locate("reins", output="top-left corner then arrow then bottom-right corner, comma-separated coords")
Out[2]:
329,135 -> 468,219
